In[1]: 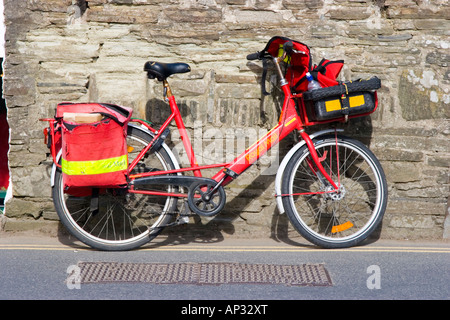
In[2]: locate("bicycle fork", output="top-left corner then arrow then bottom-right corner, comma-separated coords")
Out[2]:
299,129 -> 339,191
271,52 -> 340,194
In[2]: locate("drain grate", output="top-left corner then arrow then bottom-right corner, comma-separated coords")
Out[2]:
75,262 -> 332,286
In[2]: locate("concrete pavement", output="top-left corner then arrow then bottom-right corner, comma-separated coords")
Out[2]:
0,232 -> 449,302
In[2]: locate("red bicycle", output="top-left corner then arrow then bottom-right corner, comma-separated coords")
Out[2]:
42,37 -> 387,250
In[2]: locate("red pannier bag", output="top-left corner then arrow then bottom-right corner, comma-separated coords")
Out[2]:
261,36 -> 312,93
304,58 -> 344,89
56,103 -> 133,189
261,36 -> 344,92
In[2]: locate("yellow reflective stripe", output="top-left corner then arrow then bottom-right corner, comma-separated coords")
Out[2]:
61,155 -> 127,176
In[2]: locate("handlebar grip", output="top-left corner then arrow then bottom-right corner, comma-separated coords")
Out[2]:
246,52 -> 261,61
283,41 -> 293,54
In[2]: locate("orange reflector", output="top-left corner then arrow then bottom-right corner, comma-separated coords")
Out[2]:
331,221 -> 354,234
127,145 -> 134,153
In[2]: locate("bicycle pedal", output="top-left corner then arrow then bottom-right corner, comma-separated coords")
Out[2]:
178,215 -> 190,225
177,203 -> 191,224
161,215 -> 189,228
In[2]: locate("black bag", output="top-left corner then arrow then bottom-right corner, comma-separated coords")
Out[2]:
303,77 -> 381,121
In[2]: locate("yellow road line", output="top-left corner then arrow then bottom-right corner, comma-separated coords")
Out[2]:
144,247 -> 450,253
0,244 -> 448,253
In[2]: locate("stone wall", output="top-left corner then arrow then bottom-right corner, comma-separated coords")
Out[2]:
2,0 -> 449,240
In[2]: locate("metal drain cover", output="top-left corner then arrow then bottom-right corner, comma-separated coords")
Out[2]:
75,262 -> 332,286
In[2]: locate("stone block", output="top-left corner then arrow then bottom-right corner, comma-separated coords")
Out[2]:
227,9 -> 284,25
373,135 -> 449,155
86,5 -> 159,24
170,79 -> 209,96
399,69 -> 449,121
18,39 -> 100,63
5,198 -> 43,219
389,215 -> 435,229
215,73 -> 257,84
284,0 -> 324,10
216,83 -> 261,99
372,147 -> 424,162
397,185 -> 449,200
225,0 -> 247,5
414,19 -> 450,30
10,167 -> 51,198
163,8 -> 222,24
387,199 -> 447,216
383,161 -> 422,184
386,5 -> 450,19
2,217 -> 60,235
427,156 -> 450,168
327,7 -> 372,20
27,0 -> 72,12
426,51 -> 450,67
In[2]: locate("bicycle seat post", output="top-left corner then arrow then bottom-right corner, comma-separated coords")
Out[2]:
163,80 -> 172,102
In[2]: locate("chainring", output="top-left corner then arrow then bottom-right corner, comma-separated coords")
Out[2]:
187,180 -> 226,217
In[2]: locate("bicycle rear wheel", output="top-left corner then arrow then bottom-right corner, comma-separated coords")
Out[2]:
281,135 -> 387,248
52,125 -> 178,251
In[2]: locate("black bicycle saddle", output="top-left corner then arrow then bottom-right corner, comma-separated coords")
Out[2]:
144,61 -> 191,81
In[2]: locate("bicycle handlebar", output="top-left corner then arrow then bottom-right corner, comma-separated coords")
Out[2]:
246,52 -> 261,61
246,41 -> 294,61
283,41 -> 293,55
247,41 -> 295,94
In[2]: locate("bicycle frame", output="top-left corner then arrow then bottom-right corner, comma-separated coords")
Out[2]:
40,55 -> 340,198
127,55 -> 339,197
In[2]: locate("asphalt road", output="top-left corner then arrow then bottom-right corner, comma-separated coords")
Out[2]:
0,232 -> 448,308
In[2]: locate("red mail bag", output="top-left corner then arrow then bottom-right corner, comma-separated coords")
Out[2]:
56,103 -> 133,189
261,36 -> 344,92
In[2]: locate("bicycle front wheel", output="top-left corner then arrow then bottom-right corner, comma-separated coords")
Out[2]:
281,135 -> 387,248
52,125 -> 178,251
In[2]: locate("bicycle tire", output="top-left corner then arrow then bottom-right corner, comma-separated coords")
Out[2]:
281,135 -> 387,248
52,125 -> 178,251
302,77 -> 381,101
